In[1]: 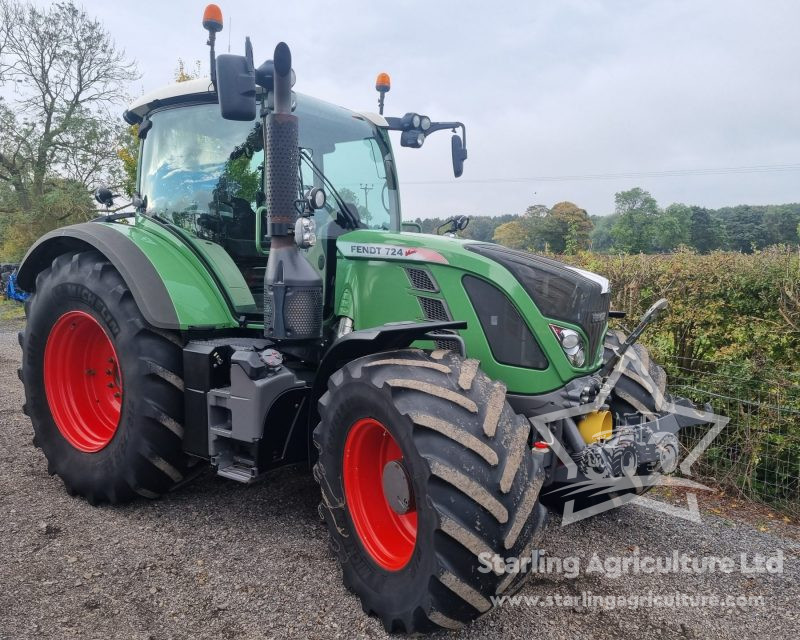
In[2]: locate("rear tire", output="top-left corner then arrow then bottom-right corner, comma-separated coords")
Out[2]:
313,349 -> 548,633
20,251 -> 187,504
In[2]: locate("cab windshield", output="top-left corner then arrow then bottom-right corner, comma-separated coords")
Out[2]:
138,95 -> 400,314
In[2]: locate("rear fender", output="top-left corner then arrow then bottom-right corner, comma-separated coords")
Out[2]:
17,221 -> 238,330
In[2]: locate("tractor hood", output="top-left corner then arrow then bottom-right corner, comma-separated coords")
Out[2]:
335,229 -> 611,391
338,230 -> 608,290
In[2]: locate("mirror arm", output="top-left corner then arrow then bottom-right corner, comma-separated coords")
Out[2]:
383,118 -> 465,142
383,116 -> 403,130
423,121 -> 464,137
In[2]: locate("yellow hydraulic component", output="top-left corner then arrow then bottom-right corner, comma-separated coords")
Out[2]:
578,410 -> 613,443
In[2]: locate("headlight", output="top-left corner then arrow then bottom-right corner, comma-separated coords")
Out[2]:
550,325 -> 586,367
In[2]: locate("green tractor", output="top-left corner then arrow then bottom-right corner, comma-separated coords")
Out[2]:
16,6 -> 703,633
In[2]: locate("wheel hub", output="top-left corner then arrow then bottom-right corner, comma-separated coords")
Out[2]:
44,311 -> 123,453
382,459 -> 415,515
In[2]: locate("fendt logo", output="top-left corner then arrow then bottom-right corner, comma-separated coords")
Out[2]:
340,242 -> 449,264
531,347 -> 729,525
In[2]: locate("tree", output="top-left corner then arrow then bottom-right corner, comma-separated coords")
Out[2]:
610,187 -> 659,253
548,201 -> 592,253
652,203 -> 691,252
689,206 -> 718,253
175,59 -> 202,83
718,206 -> 769,253
117,125 -> 139,197
764,204 -> 800,246
0,1 -> 137,211
492,219 -> 530,250
490,205 -> 547,250
589,213 -> 617,252
460,215 -> 517,241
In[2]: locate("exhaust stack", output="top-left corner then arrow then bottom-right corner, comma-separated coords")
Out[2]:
263,42 -> 323,342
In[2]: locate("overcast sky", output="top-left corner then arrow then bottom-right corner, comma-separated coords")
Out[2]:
85,0 -> 800,219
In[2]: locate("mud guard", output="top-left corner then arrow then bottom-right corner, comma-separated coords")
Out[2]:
307,320 -> 467,461
18,223 -> 178,327
16,221 -> 237,330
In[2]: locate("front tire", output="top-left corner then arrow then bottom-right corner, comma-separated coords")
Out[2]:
313,349 -> 548,633
603,329 -> 667,420
20,251 -> 187,504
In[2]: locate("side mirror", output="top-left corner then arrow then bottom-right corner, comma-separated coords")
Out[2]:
402,221 -> 422,233
216,53 -> 256,121
94,186 -> 115,208
451,134 -> 467,178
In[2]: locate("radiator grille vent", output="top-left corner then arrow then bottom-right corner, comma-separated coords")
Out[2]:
429,330 -> 461,352
418,296 -> 451,322
417,295 -> 457,350
264,286 -> 323,339
405,268 -> 438,292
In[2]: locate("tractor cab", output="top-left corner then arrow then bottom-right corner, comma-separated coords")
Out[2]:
125,83 -> 401,315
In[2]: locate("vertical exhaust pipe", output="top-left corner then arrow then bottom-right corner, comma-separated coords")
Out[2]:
263,42 -> 323,342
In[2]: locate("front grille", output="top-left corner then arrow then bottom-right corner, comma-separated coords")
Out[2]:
586,291 -> 610,362
418,296 -> 451,322
405,267 -> 438,292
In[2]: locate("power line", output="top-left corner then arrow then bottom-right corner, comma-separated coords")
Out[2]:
403,163 -> 800,185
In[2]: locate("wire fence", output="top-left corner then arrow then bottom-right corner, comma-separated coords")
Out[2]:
663,356 -> 800,517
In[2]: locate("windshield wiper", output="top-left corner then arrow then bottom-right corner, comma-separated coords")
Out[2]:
299,150 -> 360,230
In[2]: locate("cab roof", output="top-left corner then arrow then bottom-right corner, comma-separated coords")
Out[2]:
124,77 -> 388,128
125,78 -> 215,123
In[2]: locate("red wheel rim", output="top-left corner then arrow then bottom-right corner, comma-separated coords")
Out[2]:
343,418 -> 417,571
44,311 -> 123,453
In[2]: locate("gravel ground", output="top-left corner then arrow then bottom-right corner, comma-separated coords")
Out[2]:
1,319 -> 798,640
